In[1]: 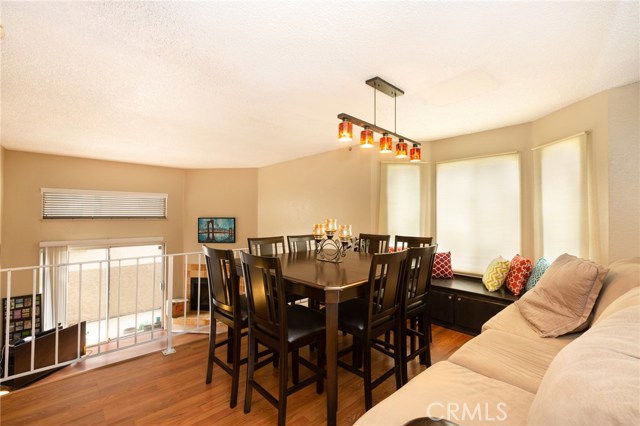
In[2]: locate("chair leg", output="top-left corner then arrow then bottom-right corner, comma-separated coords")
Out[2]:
206,317 -> 217,384
420,312 -> 432,367
230,326 -> 242,408
409,317 -> 417,354
244,332 -> 255,414
227,327 -> 234,364
278,349 -> 288,426
401,323 -> 409,386
394,327 -> 403,389
363,338 -> 373,411
292,349 -> 300,385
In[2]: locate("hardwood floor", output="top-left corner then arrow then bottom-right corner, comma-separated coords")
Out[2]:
0,326 -> 472,426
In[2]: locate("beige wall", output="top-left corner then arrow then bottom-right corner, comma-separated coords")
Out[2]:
183,168 -> 258,253
1,151 -> 186,294
257,146 -> 381,238
607,82 -> 640,261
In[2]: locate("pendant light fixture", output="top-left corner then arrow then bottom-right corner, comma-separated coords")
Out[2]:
337,76 -> 422,161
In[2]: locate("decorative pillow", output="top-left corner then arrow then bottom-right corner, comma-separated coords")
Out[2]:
515,253 -> 609,337
505,254 -> 533,296
525,257 -> 550,292
432,252 -> 453,278
482,256 -> 510,292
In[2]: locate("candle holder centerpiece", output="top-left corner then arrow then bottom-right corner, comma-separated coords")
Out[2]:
312,219 -> 353,263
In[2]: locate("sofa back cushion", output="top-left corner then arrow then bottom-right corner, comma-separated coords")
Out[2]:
592,257 -> 640,323
528,304 -> 640,426
515,253 -> 608,337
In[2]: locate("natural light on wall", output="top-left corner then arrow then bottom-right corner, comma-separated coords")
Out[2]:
379,163 -> 427,240
436,153 -> 521,275
534,133 -> 588,262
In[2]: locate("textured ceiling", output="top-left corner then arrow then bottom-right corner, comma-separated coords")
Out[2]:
1,1 -> 638,169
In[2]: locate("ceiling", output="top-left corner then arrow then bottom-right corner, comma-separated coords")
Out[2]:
1,1 -> 638,169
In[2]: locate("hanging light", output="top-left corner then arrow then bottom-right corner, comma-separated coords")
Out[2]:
410,144 -> 421,162
338,118 -> 353,142
396,139 -> 408,158
379,133 -> 392,153
360,126 -> 374,148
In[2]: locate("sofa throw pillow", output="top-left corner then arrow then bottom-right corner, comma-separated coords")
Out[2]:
515,253 -> 609,337
482,256 -> 510,292
525,257 -> 550,292
432,252 -> 454,278
505,254 -> 533,296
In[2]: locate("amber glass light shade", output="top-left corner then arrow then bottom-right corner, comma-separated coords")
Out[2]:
360,127 -> 374,148
410,144 -> 421,162
379,133 -> 393,153
338,119 -> 353,142
395,140 -> 408,158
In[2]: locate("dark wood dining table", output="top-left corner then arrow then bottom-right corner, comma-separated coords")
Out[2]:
237,249 -> 373,426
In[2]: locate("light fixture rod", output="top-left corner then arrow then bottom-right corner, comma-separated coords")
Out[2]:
337,113 -> 420,146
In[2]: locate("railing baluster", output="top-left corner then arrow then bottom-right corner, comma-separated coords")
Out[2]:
163,256 -> 176,355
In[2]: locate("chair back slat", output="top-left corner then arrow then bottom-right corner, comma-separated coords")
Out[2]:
394,235 -> 433,251
241,252 -> 286,340
202,245 -> 239,318
405,245 -> 437,306
287,234 -> 317,252
367,251 -> 407,325
358,233 -> 390,254
248,236 -> 285,256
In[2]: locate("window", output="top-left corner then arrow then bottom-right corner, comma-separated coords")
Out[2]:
534,133 -> 588,261
42,188 -> 167,219
379,162 -> 428,241
436,153 -> 521,275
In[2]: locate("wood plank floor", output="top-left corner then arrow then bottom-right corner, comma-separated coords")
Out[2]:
0,326 -> 472,426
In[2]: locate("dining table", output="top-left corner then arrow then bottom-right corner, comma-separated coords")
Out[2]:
236,249 -> 374,426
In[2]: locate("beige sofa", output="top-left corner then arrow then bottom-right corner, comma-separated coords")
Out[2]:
355,257 -> 640,426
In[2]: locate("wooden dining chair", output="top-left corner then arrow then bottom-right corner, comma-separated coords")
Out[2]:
241,252 -> 326,426
336,250 -> 408,410
393,235 -> 433,251
358,233 -> 391,254
286,234 -> 317,252
202,245 -> 248,408
247,236 -> 286,256
400,245 -> 437,385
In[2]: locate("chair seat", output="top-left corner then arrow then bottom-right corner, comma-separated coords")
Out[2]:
338,299 -> 391,334
286,304 -> 325,344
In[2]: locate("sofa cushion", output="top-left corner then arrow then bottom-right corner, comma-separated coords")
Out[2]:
515,253 -> 608,337
528,305 -> 640,426
353,361 -> 535,426
592,257 -> 640,323
593,286 -> 640,326
505,254 -> 532,296
482,304 -> 580,348
448,329 -> 561,394
482,256 -> 510,291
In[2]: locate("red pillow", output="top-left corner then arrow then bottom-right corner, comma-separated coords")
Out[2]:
505,254 -> 533,296
432,252 -> 454,278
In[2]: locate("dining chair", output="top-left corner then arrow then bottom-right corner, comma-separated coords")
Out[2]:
400,245 -> 437,385
247,236 -> 286,256
201,245 -> 248,408
393,235 -> 433,251
357,233 -> 391,254
241,252 -> 326,426
287,234 -> 317,252
336,250 -> 408,410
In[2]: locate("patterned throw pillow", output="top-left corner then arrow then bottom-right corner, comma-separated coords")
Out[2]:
505,254 -> 533,296
432,252 -> 454,278
482,256 -> 511,292
525,257 -> 550,292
